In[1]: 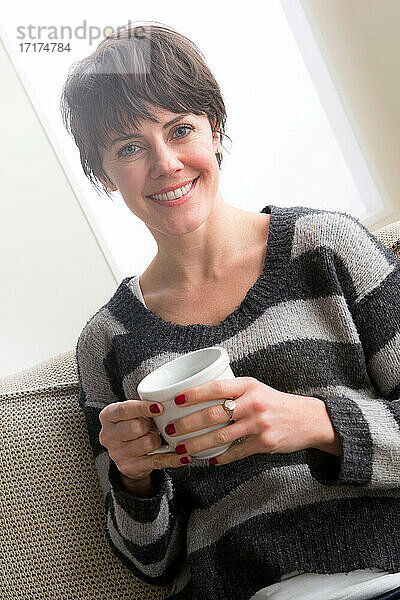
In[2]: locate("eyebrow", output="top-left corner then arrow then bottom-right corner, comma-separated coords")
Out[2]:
110,114 -> 189,147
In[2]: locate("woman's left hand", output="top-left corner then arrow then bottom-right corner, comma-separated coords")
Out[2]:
168,377 -> 342,465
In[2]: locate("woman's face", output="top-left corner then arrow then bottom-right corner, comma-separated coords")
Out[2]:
100,105 -> 220,237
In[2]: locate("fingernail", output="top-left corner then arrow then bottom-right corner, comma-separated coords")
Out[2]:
175,394 -> 186,405
176,444 -> 187,455
150,404 -> 160,414
209,457 -> 218,465
165,423 -> 175,435
180,456 -> 190,464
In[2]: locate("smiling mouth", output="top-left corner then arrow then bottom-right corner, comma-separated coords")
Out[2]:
147,177 -> 199,201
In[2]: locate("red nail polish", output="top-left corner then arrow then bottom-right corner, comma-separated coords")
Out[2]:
180,456 -> 190,464
175,394 -> 186,405
176,444 -> 187,455
165,423 -> 176,435
150,403 -> 160,413
209,457 -> 218,465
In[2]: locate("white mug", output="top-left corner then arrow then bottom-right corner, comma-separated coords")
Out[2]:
137,346 -> 236,460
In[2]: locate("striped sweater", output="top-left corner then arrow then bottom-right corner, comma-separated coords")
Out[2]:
76,204 -> 400,600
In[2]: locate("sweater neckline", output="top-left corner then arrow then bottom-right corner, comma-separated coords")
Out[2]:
124,204 -> 288,336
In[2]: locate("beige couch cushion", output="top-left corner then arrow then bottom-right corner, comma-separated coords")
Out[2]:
373,218 -> 400,257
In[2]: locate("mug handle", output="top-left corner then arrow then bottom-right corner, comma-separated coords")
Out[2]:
148,445 -> 175,455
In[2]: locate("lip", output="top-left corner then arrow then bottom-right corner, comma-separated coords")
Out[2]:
146,177 -> 198,197
147,176 -> 199,207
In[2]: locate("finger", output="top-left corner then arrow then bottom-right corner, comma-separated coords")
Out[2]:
148,451 -> 192,470
209,436 -> 257,466
119,454 -> 191,479
177,420 -> 252,456
102,399 -> 164,423
116,417 -> 155,442
120,444 -> 192,476
165,400 -> 246,438
176,376 -> 254,407
122,430 -> 166,457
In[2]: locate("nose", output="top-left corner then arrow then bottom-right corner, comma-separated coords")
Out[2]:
148,141 -> 184,179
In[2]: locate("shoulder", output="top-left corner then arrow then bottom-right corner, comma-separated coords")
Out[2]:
263,203 -> 364,248
287,204 -> 399,303
288,205 -> 368,251
76,277 -> 132,358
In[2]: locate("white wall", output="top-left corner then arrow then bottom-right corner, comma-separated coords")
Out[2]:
301,0 -> 400,229
0,38 -> 117,377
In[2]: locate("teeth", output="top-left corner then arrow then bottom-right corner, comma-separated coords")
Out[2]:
150,179 -> 195,201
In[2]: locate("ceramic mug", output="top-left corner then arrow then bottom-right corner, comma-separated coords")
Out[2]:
137,346 -> 236,460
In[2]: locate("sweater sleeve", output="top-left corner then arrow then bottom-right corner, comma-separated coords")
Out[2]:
305,213 -> 400,488
76,314 -> 187,586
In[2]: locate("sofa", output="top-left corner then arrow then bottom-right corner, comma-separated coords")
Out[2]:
1,218 -> 399,599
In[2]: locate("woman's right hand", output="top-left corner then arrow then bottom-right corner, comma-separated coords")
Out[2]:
98,399 -> 191,481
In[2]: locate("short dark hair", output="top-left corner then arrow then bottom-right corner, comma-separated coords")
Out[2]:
59,21 -> 229,199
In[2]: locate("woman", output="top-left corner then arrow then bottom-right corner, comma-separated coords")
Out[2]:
62,22 -> 400,600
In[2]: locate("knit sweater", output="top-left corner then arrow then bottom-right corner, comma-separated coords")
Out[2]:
76,204 -> 400,600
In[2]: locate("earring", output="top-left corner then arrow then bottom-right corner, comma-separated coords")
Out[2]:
215,147 -> 222,168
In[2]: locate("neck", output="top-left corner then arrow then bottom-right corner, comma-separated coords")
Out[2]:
145,193 -> 262,291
